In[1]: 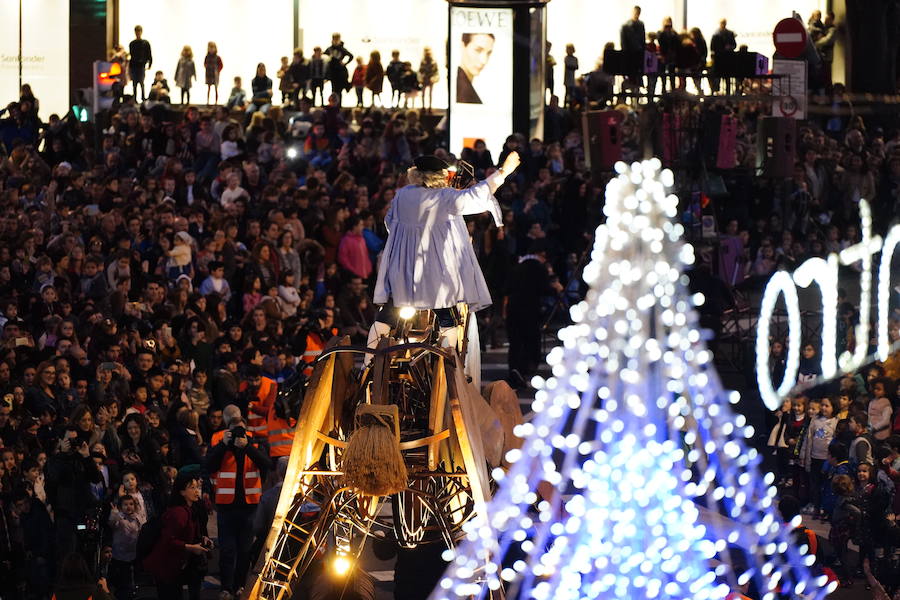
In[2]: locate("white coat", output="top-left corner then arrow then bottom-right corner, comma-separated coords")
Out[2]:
374,171 -> 504,312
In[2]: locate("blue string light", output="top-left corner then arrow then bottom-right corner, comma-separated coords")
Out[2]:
431,159 -> 831,600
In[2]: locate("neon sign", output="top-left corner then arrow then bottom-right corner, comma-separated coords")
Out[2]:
756,199 -> 899,410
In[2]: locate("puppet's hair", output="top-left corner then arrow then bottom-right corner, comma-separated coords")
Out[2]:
407,167 -> 449,189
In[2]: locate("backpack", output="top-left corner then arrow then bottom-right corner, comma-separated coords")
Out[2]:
135,515 -> 163,564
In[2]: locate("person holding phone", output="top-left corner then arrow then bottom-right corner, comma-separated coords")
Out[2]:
119,414 -> 163,487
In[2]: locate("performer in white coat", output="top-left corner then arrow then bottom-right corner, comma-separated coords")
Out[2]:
368,151 -> 520,350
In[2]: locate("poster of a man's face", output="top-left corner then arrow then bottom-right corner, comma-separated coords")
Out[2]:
457,33 -> 495,104
449,6 -> 512,155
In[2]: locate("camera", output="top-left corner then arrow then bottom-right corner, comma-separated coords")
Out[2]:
229,425 -> 247,445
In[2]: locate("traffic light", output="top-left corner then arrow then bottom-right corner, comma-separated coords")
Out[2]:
93,60 -> 123,114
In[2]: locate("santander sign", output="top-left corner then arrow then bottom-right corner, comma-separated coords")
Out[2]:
756,199 -> 900,410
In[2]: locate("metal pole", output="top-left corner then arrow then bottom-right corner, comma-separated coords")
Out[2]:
293,0 -> 299,49
682,0 -> 688,31
18,0 -> 22,92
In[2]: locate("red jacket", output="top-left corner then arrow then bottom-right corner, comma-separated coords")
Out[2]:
352,65 -> 367,87
337,231 -> 372,279
142,505 -> 199,583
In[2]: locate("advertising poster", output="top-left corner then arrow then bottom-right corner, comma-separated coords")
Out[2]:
0,0 -> 69,120
449,5 -> 513,156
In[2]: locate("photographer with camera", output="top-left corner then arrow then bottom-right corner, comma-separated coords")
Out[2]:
46,426 -> 104,557
205,404 -> 271,599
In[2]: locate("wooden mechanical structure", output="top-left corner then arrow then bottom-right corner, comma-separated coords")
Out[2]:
243,310 -> 523,599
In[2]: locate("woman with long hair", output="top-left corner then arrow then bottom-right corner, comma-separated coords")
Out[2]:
365,50 -> 385,107
248,62 -> 273,118
319,206 -> 348,264
277,270 -> 301,318
688,27 -> 708,94
246,241 -> 279,291
242,275 -> 264,315
169,407 -> 203,467
69,403 -> 101,448
174,45 -> 197,104
204,41 -> 223,104
26,360 -> 59,418
167,287 -> 191,317
142,472 -> 211,600
277,230 -> 302,287
119,413 -> 163,487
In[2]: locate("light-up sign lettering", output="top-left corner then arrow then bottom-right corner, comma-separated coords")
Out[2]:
756,199 -> 900,410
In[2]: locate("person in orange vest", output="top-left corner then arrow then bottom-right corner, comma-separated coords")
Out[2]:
205,404 -> 271,599
266,373 -> 305,459
239,364 -> 277,440
297,308 -> 336,377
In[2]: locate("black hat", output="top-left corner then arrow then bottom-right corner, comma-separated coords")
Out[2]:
413,155 -> 449,172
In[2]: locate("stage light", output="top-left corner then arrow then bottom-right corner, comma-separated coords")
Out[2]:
332,555 -> 351,576
286,147 -> 298,159
398,306 -> 417,320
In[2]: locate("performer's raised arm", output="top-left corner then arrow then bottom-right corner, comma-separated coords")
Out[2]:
439,152 -> 520,224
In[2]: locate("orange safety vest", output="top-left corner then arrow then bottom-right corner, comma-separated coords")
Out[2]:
301,331 -> 326,376
243,376 -> 277,437
210,429 -> 263,504
266,411 -> 295,457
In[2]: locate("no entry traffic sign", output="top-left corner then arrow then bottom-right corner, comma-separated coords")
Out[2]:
773,18 -> 807,59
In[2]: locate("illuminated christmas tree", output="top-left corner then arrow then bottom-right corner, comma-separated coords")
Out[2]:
432,160 -> 831,600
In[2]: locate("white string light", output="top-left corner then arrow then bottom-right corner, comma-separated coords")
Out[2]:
756,271 -> 801,411
878,225 -> 900,361
430,159 -> 828,600
755,198 -> 900,403
838,199 -> 880,371
792,255 -> 838,379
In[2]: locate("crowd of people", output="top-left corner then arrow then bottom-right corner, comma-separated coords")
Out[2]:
0,8 -> 897,600
562,7 -> 837,107
0,29 -> 592,600
766,363 -> 900,591
111,27 -> 440,112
